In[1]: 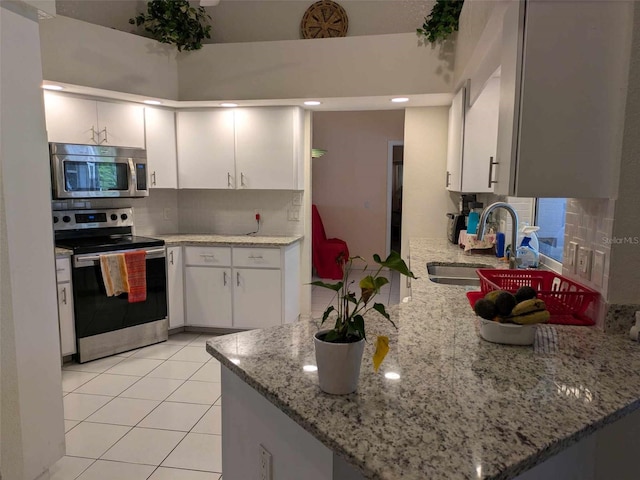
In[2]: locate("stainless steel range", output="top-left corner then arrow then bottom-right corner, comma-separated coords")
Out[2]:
54,208 -> 168,363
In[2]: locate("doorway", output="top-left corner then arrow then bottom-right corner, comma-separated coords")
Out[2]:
387,141 -> 404,255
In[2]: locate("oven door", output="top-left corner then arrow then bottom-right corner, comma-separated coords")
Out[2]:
71,247 -> 167,339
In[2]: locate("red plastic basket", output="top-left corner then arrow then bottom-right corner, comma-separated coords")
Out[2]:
475,269 -> 599,326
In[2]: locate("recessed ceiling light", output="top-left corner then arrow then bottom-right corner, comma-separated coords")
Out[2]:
391,97 -> 409,103
143,100 -> 162,105
221,103 -> 238,108
42,84 -> 64,91
304,101 -> 321,106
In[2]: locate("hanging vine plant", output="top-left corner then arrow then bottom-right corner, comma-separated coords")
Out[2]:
417,0 -> 464,44
129,0 -> 212,52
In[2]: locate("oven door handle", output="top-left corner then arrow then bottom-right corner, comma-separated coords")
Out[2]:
73,247 -> 166,268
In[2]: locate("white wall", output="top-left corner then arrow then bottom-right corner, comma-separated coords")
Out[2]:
39,15 -> 179,99
178,32 -> 452,101
1,3 -> 65,478
401,107 -> 456,295
55,0 -> 433,44
312,110 -> 405,261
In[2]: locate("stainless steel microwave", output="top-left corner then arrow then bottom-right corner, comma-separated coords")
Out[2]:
50,143 -> 148,199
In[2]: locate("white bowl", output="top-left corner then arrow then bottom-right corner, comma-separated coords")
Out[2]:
479,318 -> 536,345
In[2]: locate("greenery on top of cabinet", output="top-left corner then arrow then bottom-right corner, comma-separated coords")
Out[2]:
417,0 -> 464,44
129,0 -> 212,52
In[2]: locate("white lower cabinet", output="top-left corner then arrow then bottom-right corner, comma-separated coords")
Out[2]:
167,246 -> 185,329
56,257 -> 76,357
185,266 -> 233,328
233,269 -> 282,329
182,243 -> 300,329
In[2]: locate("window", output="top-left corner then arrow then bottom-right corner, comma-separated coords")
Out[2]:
535,198 -> 567,262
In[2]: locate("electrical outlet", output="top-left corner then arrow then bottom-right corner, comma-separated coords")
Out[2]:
578,246 -> 592,280
292,192 -> 303,206
288,208 -> 300,221
592,250 -> 605,287
567,241 -> 579,273
259,444 -> 272,480
163,208 -> 171,221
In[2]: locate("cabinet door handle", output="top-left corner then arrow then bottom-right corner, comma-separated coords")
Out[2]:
61,286 -> 67,305
102,127 -> 109,144
488,156 -> 499,188
152,171 -> 157,186
236,272 -> 240,287
169,250 -> 174,265
223,271 -> 227,286
241,172 -> 246,187
445,171 -> 451,187
227,172 -> 232,188
56,267 -> 65,273
248,255 -> 263,259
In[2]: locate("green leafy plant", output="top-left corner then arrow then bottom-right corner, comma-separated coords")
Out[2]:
417,0 -> 464,44
129,0 -> 212,52
312,251 -> 416,343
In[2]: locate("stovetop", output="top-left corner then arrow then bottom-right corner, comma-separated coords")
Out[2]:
56,235 -> 165,255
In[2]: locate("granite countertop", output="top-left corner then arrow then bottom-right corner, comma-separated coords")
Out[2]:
154,234 -> 303,247
206,238 -> 640,480
55,247 -> 72,257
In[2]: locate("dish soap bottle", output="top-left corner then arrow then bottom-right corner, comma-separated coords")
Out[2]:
516,226 -> 540,268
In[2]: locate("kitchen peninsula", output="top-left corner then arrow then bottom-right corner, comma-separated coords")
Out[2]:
207,238 -> 640,480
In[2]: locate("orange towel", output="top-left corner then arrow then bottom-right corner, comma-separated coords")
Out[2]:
100,254 -> 129,297
124,250 -> 147,303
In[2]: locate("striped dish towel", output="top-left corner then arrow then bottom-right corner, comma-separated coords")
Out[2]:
124,250 -> 147,303
100,254 -> 129,297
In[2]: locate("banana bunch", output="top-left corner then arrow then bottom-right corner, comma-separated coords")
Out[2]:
474,287 -> 550,325
507,298 -> 550,325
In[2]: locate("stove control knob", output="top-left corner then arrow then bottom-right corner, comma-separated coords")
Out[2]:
62,216 -> 71,223
53,216 -> 59,224
120,213 -> 128,221
110,214 -> 118,221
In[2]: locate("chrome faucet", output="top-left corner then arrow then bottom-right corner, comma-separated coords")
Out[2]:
476,202 -> 520,269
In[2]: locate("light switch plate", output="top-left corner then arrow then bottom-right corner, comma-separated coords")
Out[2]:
592,250 -> 605,287
578,246 -> 592,280
567,241 -> 579,273
292,192 -> 303,206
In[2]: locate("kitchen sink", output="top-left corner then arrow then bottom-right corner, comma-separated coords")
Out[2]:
426,263 -> 491,287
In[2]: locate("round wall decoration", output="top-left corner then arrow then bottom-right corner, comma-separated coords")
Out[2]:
301,0 -> 349,39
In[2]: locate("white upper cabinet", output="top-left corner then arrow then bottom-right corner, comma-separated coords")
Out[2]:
177,110 -> 236,189
494,0 -> 630,197
44,92 -> 98,145
461,75 -> 500,193
96,101 -> 145,149
43,92 -> 145,148
235,107 -> 304,190
177,107 -> 304,190
445,86 -> 465,192
145,107 -> 178,189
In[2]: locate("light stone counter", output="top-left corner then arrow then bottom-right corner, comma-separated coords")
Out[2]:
55,247 -> 72,257
154,233 -> 302,247
207,237 -> 640,480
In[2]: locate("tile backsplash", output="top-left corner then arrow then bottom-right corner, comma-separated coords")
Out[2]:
178,190 -> 304,237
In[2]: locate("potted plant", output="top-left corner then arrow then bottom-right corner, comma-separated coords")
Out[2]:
129,0 -> 212,52
417,0 -> 464,44
312,251 -> 416,394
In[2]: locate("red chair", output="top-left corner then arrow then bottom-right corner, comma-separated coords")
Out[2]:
312,205 -> 350,280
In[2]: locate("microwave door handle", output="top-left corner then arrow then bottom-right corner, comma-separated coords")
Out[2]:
128,158 -> 136,195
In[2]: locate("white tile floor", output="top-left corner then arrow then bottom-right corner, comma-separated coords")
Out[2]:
54,332 -> 222,480
53,277 -> 400,480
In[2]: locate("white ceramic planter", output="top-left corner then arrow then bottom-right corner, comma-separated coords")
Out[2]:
314,330 -> 365,395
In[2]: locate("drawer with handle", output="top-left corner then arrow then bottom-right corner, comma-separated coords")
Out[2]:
233,247 -> 280,269
55,257 -> 71,283
184,246 -> 232,267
